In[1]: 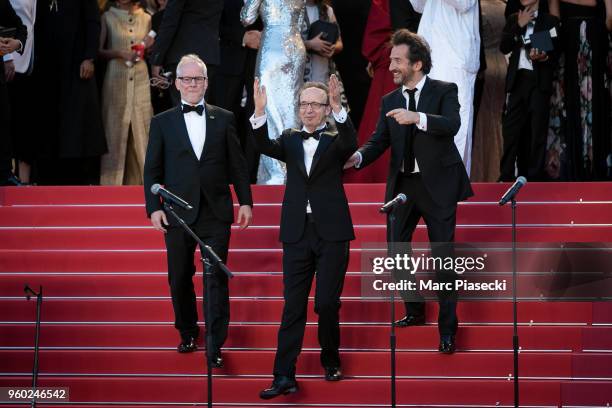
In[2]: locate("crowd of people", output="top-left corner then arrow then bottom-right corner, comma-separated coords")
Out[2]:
0,0 -> 611,187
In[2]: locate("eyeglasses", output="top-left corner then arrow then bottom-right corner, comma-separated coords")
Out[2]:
177,76 -> 207,85
298,101 -> 328,110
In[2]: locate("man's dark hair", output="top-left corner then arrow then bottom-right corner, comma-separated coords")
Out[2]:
390,29 -> 432,74
299,81 -> 329,103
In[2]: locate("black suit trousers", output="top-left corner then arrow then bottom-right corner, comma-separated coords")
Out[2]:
389,173 -> 458,336
500,70 -> 551,182
211,69 -> 259,184
0,81 -> 13,180
164,194 -> 231,351
273,217 -> 349,379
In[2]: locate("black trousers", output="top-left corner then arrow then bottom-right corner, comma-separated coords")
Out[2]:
0,80 -> 13,181
389,173 -> 458,336
210,70 -> 259,184
500,70 -> 551,182
273,216 -> 350,379
164,195 -> 231,352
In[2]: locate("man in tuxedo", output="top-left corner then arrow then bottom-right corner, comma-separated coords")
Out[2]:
345,29 -> 473,354
144,54 -> 253,366
250,75 -> 357,399
150,0 -> 223,105
0,0 -> 26,185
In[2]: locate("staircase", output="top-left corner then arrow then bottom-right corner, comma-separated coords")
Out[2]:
1,183 -> 611,407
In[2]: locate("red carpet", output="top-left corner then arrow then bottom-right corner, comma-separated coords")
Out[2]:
1,182 -> 611,407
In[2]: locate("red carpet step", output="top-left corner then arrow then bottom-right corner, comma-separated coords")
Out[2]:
3,324 -> 606,351
1,183 -> 611,407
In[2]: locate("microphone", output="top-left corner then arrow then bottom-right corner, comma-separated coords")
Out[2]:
499,176 -> 527,206
379,193 -> 407,213
151,184 -> 193,211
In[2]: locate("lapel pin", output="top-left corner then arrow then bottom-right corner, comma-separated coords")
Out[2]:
209,115 -> 215,119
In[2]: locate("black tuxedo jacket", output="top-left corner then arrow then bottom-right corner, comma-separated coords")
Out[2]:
252,119 -> 358,243
151,0 -> 223,67
359,78 -> 473,208
144,104 -> 252,225
500,12 -> 560,93
0,0 -> 27,84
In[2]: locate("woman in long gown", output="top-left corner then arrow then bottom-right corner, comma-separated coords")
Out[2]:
343,0 -> 396,183
99,0 -> 153,185
241,0 -> 307,185
546,0 -> 612,181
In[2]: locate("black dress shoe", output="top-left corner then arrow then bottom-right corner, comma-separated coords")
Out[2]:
439,335 -> 456,354
394,315 -> 425,327
259,376 -> 298,399
324,367 -> 343,381
177,336 -> 197,353
209,351 -> 223,368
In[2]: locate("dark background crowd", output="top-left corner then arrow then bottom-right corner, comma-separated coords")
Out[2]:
1,0 -> 611,186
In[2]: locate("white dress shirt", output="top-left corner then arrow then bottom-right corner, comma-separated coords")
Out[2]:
250,107 -> 348,213
182,99 -> 206,160
518,11 -> 538,71
356,76 -> 428,173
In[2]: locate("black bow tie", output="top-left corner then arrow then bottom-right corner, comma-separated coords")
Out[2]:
301,129 -> 322,141
182,104 -> 204,115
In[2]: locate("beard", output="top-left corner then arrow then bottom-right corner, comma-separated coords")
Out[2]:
391,69 -> 414,86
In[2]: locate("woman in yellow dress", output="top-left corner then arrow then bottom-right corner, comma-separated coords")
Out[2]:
99,0 -> 153,185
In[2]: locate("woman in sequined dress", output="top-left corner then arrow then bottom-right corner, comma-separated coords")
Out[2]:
241,0 -> 307,185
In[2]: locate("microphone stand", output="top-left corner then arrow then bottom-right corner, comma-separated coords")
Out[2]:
387,207 -> 398,408
163,202 -> 233,408
24,285 -> 43,408
511,198 -> 519,408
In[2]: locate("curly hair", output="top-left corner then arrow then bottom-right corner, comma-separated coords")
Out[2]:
390,29 -> 433,74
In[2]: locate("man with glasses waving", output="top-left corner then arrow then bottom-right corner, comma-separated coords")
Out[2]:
144,54 -> 253,365
249,75 -> 357,399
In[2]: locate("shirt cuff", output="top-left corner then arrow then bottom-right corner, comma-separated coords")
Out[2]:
332,107 -> 347,123
355,151 -> 363,168
249,112 -> 267,129
148,30 -> 157,39
416,113 -> 427,131
3,53 -> 14,62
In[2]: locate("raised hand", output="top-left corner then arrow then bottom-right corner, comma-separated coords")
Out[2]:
328,74 -> 342,113
518,4 -> 536,28
253,77 -> 267,117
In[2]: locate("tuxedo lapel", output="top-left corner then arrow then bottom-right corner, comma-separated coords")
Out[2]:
200,104 -> 216,161
171,106 -> 199,162
289,131 -> 308,178
534,14 -> 546,35
390,88 -> 409,154
417,77 -> 433,113
309,131 -> 334,178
